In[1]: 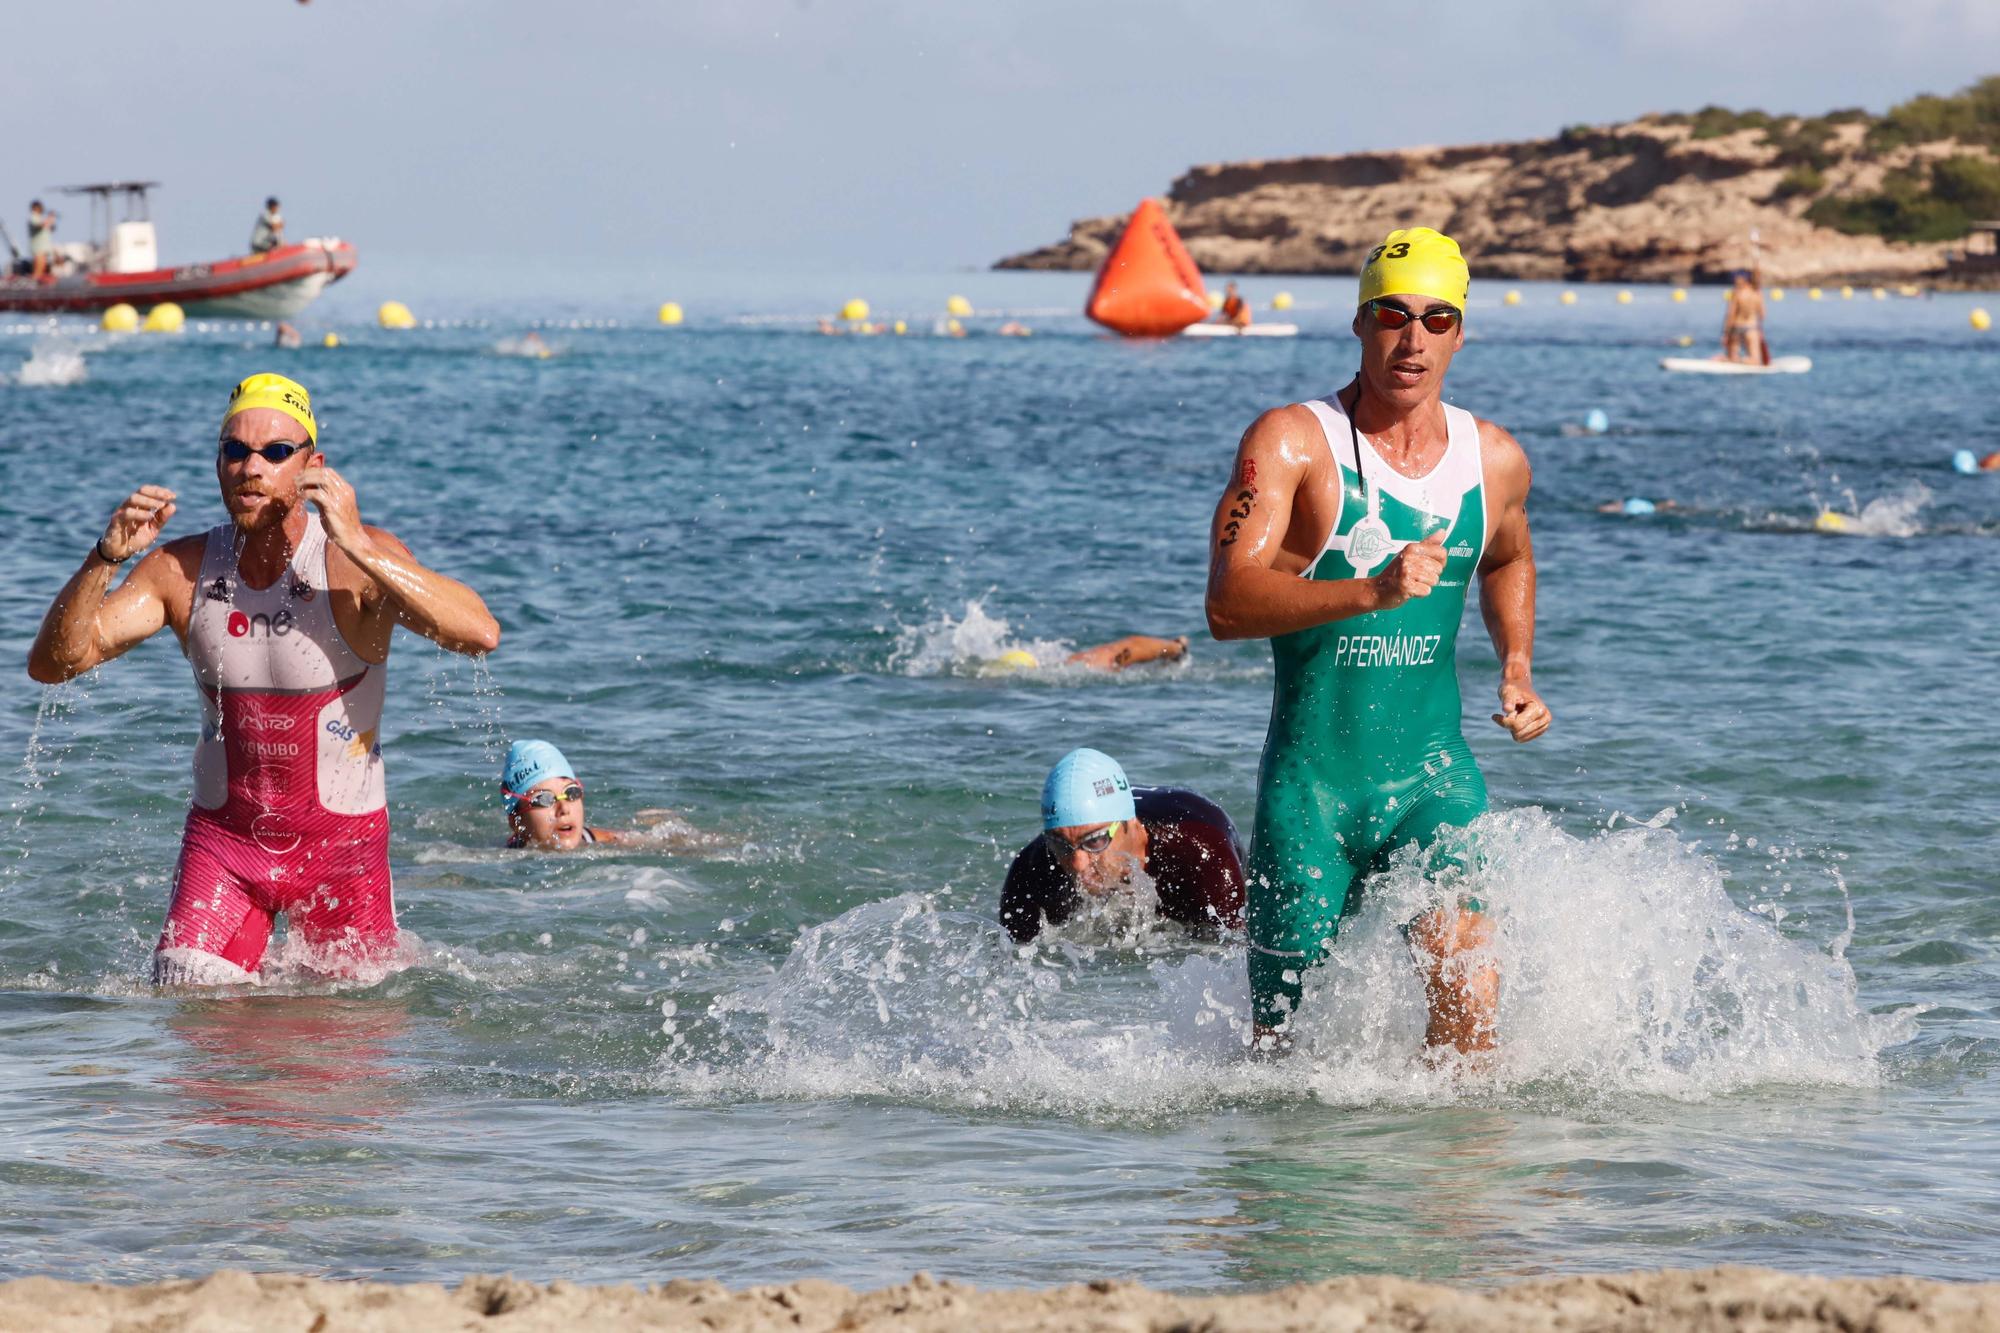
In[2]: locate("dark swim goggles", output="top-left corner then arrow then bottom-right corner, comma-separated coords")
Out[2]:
1363,299 -> 1462,335
219,437 -> 312,463
507,784 -> 584,809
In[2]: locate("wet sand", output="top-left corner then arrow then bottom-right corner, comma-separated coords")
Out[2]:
4,1266 -> 1995,1331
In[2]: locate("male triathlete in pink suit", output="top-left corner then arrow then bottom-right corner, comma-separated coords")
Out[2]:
28,374 -> 501,984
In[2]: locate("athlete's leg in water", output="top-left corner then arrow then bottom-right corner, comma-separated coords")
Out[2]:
155,815 -> 274,984
1384,769 -> 1496,1054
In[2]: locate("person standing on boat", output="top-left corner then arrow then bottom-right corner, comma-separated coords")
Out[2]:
28,201 -> 56,278
1205,227 -> 1550,1057
26,373 -> 501,985
250,198 -> 285,254
1219,281 -> 1253,329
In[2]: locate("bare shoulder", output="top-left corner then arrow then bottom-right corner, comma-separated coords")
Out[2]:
1475,416 -> 1531,495
1241,402 -> 1328,469
142,533 -> 208,588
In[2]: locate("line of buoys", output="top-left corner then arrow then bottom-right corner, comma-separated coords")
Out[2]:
378,300 -> 416,329
1770,287 -> 1786,301
1808,287 -> 1823,300
658,302 -> 684,326
1504,290 -> 1522,306
101,303 -> 139,332
841,298 -> 870,323
1271,291 -> 1294,311
1873,287 -> 1888,299
143,302 -> 185,333
946,294 -> 973,318
1841,286 -> 1854,299
1972,307 -> 1992,331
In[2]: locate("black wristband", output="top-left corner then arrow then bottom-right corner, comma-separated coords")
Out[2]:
93,538 -> 129,566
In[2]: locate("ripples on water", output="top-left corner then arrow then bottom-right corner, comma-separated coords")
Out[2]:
2,279 -> 1997,1288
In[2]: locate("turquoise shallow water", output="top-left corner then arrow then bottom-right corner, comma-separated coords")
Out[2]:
2,275 -> 1998,1289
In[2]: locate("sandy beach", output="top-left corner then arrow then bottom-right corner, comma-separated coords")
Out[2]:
4,1267 -> 1997,1332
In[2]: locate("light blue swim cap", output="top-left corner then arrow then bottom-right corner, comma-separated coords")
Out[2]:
1041,748 -> 1135,830
1585,409 -> 1610,434
1622,497 -> 1657,516
1952,449 -> 1978,475
502,739 -> 576,807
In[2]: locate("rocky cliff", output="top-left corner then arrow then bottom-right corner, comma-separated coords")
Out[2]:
997,114 -> 1997,285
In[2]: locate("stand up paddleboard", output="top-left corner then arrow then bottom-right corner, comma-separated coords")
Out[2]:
1661,356 -> 1812,374
1182,323 -> 1300,338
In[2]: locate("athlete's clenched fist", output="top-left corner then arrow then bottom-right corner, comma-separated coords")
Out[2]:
100,485 -> 177,561
1371,529 -> 1447,608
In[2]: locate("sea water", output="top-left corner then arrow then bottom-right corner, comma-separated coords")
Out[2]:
1,276 -> 1996,1289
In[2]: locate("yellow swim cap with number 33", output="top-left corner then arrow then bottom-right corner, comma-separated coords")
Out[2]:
1359,227 -> 1469,312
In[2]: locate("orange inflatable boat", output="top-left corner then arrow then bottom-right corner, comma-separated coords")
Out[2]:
1085,198 -> 1209,338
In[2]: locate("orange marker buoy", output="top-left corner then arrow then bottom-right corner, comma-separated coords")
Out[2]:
1085,198 -> 1209,337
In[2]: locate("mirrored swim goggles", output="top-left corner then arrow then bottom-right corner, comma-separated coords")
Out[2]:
1044,821 -> 1123,857
1362,298 -> 1462,335
505,783 -> 584,809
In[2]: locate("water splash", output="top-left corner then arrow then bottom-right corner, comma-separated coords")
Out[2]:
886,599 -> 1072,677
1808,482 -> 1932,538
662,808 -> 1912,1118
14,343 -> 87,386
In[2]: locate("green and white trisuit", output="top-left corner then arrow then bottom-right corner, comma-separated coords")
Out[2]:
1246,389 -> 1489,1031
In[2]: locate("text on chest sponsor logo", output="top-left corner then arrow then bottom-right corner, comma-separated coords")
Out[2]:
1332,632 -> 1443,667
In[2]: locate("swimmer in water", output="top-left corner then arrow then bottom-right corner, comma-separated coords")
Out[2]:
501,740 -> 627,850
27,373 -> 501,985
1596,498 -> 1679,515
1205,227 -> 1550,1056
1065,634 -> 1190,671
1000,748 -> 1245,943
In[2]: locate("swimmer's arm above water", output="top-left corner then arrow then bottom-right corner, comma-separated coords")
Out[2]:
28,486 -> 197,683
1205,407 -> 1445,641
1474,422 -> 1551,743
299,461 -> 501,656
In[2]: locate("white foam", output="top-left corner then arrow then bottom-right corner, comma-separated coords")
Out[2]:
660,809 -> 1913,1116
13,343 -> 87,386
887,599 -> 1072,678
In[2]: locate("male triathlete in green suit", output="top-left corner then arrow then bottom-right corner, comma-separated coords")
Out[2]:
1205,227 -> 1551,1056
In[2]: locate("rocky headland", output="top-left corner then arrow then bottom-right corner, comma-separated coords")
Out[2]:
999,83 -> 2000,287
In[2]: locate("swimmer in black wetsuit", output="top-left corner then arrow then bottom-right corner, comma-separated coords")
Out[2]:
1000,748 -> 1246,943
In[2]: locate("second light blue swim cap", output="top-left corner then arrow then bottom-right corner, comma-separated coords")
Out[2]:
1622,497 -> 1657,516
1952,449 -> 1978,475
1041,747 -> 1135,830
502,739 -> 576,807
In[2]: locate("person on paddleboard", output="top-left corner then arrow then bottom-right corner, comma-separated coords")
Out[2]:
27,373 -> 501,984
1219,282 -> 1253,329
1000,748 -> 1245,943
1205,226 -> 1550,1057
1721,269 -> 1767,364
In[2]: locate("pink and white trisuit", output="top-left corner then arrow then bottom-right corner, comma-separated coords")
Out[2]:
154,513 -> 397,984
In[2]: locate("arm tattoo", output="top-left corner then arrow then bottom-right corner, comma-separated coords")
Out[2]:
1218,487 -> 1257,548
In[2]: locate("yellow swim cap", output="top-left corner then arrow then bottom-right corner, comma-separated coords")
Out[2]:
222,372 -> 316,442
1358,227 -> 1469,312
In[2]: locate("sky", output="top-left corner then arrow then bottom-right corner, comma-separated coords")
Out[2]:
5,0 -> 1996,279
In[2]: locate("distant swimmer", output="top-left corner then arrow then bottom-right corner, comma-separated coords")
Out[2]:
274,322 -> 302,349
1218,281 -> 1253,329
27,200 -> 56,278
501,740 -> 630,850
27,373 -> 501,985
1000,748 -> 1245,943
1205,227 -> 1551,1056
249,197 -> 284,254
1065,634 -> 1189,671
1720,269 -> 1766,364
997,321 -> 1032,337
1597,497 -> 1679,515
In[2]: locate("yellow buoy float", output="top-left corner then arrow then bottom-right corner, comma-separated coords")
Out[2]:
1676,335 -> 1694,347
1617,290 -> 1634,305
101,303 -> 139,333
1770,287 -> 1786,301
378,300 -> 416,329
1808,287 -> 1823,300
1671,288 -> 1688,303
322,332 -> 341,348
1873,288 -> 1888,300
1560,290 -> 1578,306
1271,290 -> 1294,311
840,298 -> 869,323
1206,290 -> 1224,311
946,294 -> 973,318
1973,308 -> 1993,331
893,320 -> 908,335
657,302 -> 684,326
143,302 -> 185,333
1840,286 -> 1854,300
1503,290 -> 1523,306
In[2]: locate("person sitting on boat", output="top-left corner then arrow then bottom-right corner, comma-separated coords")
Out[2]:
1720,270 -> 1765,364
250,198 -> 284,255
1219,282 -> 1253,329
28,201 -> 56,278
